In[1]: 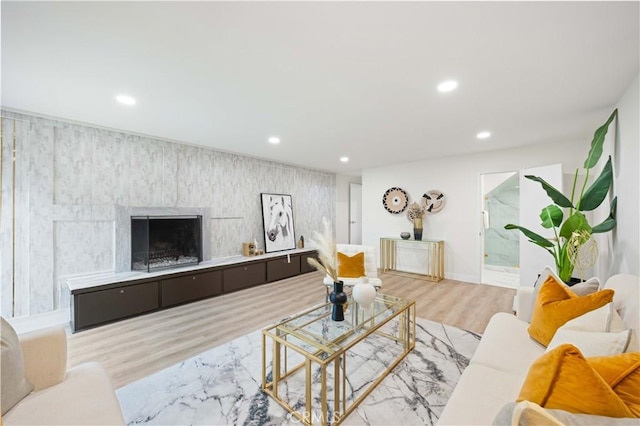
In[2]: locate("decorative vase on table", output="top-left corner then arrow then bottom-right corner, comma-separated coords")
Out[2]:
413,217 -> 423,241
352,277 -> 376,310
329,281 -> 348,321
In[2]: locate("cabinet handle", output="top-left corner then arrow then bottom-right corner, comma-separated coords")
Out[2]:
192,276 -> 196,280
244,267 -> 248,271
120,289 -> 125,294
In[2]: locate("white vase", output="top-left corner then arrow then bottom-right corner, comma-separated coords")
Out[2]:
353,278 -> 376,309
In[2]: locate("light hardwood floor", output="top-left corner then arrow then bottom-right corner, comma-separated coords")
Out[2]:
67,271 -> 515,388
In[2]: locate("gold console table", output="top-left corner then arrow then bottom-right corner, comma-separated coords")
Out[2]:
380,237 -> 444,282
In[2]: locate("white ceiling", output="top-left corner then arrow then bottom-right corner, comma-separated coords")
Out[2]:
2,1 -> 639,175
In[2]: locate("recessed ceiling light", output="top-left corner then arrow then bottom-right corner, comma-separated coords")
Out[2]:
268,137 -> 280,144
115,94 -> 136,106
476,131 -> 491,140
437,80 -> 458,93
340,156 -> 349,163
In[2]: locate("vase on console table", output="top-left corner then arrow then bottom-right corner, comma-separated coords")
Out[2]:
413,217 -> 423,241
329,281 -> 348,321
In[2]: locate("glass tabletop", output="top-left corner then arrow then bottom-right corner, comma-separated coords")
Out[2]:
263,293 -> 411,359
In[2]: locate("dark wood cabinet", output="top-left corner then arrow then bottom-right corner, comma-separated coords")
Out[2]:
70,250 -> 316,332
300,252 -> 320,274
74,281 -> 159,331
162,270 -> 222,308
267,255 -> 301,282
223,262 -> 266,293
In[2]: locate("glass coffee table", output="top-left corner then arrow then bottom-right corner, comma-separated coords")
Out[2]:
262,293 -> 416,425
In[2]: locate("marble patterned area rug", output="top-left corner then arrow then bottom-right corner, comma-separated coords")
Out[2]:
116,318 -> 480,426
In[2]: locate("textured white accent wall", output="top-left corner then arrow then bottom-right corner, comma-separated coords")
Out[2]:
0,111 -> 335,317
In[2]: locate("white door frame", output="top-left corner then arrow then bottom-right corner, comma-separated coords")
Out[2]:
349,183 -> 362,245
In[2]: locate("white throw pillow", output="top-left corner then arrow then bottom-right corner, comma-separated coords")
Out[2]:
545,303 -> 631,357
529,267 -> 601,313
546,329 -> 631,357
569,277 -> 601,296
560,302 -> 613,332
493,401 -> 640,426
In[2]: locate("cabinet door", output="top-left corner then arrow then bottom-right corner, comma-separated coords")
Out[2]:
300,252 -> 319,274
267,255 -> 301,282
161,270 -> 222,308
223,262 -> 266,293
75,281 -> 159,331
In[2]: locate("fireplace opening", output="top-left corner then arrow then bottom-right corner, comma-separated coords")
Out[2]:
131,215 -> 203,272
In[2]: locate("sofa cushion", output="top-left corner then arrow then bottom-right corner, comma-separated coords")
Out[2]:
437,364 -> 526,425
1,317 -> 34,415
3,362 -> 125,425
517,344 -> 634,418
469,313 -> 545,376
604,275 -> 640,352
531,266 -> 601,296
545,303 -> 631,357
528,276 -> 614,346
337,251 -> 365,278
323,275 -> 382,288
547,329 -> 631,357
559,302 -> 615,332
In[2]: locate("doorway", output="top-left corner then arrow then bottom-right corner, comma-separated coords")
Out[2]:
349,183 -> 362,244
480,172 -> 520,288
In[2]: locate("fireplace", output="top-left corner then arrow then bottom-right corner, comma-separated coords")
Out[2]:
131,215 -> 203,272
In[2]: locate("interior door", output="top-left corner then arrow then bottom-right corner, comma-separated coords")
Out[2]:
519,163 -> 563,287
349,183 -> 362,244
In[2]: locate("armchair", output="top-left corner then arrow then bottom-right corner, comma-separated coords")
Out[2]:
323,244 -> 382,298
2,324 -> 125,425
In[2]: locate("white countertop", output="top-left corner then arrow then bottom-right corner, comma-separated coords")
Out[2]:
65,247 -> 316,292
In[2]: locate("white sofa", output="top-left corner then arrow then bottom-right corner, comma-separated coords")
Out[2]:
438,273 -> 640,425
3,325 -> 125,425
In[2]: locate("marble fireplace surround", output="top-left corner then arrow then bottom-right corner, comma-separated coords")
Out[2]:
115,206 -> 211,273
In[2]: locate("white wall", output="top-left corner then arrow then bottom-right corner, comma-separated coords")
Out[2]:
482,171 -> 517,196
362,140 -> 587,283
610,73 -> 639,276
335,174 -> 362,244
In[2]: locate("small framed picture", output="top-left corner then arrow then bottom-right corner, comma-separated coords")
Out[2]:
260,193 -> 296,253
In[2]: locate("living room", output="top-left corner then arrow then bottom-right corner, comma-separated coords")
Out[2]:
1,2 -> 639,425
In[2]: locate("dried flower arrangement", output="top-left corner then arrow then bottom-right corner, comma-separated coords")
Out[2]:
306,217 -> 338,282
406,201 -> 425,221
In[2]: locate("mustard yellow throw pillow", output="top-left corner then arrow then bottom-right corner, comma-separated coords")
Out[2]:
517,344 -> 635,418
337,252 -> 365,278
588,352 -> 640,417
528,276 -> 614,346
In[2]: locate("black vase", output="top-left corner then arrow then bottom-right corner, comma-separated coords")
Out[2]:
413,217 -> 423,241
329,281 -> 348,321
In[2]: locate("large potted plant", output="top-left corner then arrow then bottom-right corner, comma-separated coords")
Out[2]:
505,109 -> 618,283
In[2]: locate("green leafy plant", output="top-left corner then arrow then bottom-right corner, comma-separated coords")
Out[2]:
505,109 -> 618,282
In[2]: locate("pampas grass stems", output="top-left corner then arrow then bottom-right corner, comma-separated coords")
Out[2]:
307,217 -> 339,282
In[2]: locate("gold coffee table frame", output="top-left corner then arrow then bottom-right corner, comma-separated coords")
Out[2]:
262,294 -> 416,425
